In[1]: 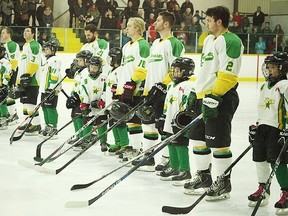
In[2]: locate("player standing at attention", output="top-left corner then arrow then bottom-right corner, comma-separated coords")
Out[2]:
184,6 -> 244,201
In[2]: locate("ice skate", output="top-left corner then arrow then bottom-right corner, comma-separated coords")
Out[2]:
41,124 -> 58,140
108,145 -> 121,155
172,171 -> 192,186
0,117 -> 8,130
160,167 -> 180,181
248,183 -> 270,207
7,113 -> 19,126
100,142 -> 108,152
25,124 -> 41,136
275,190 -> 288,215
133,155 -> 155,172
155,156 -> 170,176
184,169 -> 212,195
205,174 -> 231,201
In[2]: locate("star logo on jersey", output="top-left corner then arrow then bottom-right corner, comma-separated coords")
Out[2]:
168,95 -> 177,104
93,87 -> 100,94
107,80 -> 114,87
264,98 -> 275,109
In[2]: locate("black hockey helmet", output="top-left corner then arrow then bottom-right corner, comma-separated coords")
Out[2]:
263,52 -> 288,84
170,57 -> 195,84
76,50 -> 93,68
108,47 -> 122,67
0,43 -> 6,59
88,56 -> 103,78
109,101 -> 134,122
136,104 -> 155,122
43,38 -> 59,54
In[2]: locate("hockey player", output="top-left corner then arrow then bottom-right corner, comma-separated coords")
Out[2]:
157,57 -> 194,185
66,50 -> 92,147
106,47 -> 130,154
0,27 -> 20,125
136,11 -> 185,172
0,43 -> 12,130
183,6 -> 243,201
248,52 -> 288,215
17,27 -> 42,135
39,39 -> 62,139
78,56 -> 107,151
115,17 -> 150,163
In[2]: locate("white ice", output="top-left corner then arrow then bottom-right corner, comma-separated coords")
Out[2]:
0,82 -> 282,216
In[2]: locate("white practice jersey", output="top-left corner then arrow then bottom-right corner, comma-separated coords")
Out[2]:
144,36 -> 185,95
105,66 -> 121,106
257,80 -> 288,129
79,73 -> 106,115
4,40 -> 20,71
163,80 -> 195,134
0,57 -> 12,86
40,55 -> 62,94
72,68 -> 89,95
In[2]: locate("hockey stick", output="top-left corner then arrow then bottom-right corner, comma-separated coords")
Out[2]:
35,100 -> 146,175
70,139 -> 164,190
9,75 -> 67,144
161,144 -> 253,214
251,137 -> 288,216
65,114 -> 203,208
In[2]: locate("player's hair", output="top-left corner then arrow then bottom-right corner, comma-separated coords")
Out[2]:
206,6 -> 230,28
84,24 -> 98,33
158,11 -> 175,27
1,26 -> 13,38
128,17 -> 145,35
25,26 -> 36,35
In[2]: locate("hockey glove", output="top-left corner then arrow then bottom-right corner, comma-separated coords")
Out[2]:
8,85 -> 23,99
279,129 -> 288,163
145,83 -> 167,106
121,80 -> 136,104
66,92 -> 81,109
155,115 -> 167,136
65,59 -> 79,79
0,85 -> 8,102
44,88 -> 55,101
91,99 -> 105,109
202,94 -> 223,122
111,84 -> 118,99
20,73 -> 32,88
80,103 -> 91,116
248,124 -> 257,144
186,91 -> 197,112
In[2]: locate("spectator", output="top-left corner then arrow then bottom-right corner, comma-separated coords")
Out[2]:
27,0 -> 37,26
277,39 -> 288,53
189,16 -> 202,51
43,6 -> 54,27
242,13 -> 250,33
175,21 -> 188,46
130,0 -> 140,10
82,0 -> 93,9
230,21 -> 242,34
249,26 -> 260,54
142,0 -> 150,20
68,0 -> 76,28
255,36 -> 266,54
166,0 -> 179,12
96,0 -> 106,16
233,11 -> 242,28
14,0 -> 29,26
38,31 -> 49,45
85,3 -> 101,26
193,9 -> 205,25
74,0 -> 87,28
146,0 -> 159,21
36,0 -> 45,27
182,7 -> 193,28
252,6 -> 265,32
173,4 -> 182,26
123,1 -> 138,21
0,0 -> 14,26
100,9 -> 117,29
261,21 -> 273,45
146,13 -> 157,44
104,0 -> 118,15
180,0 -> 193,15
272,24 -> 285,47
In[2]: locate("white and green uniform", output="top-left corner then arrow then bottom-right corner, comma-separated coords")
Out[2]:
40,55 -> 62,128
0,57 -> 12,118
163,79 -> 194,172
144,36 -> 185,95
105,66 -> 119,106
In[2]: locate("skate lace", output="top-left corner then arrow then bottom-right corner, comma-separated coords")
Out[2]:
251,184 -> 264,198
278,191 -> 288,204
189,171 -> 202,186
210,175 -> 225,192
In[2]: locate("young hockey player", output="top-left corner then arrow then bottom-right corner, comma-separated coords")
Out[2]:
0,43 -> 12,129
66,50 -> 92,146
78,56 -> 108,152
39,39 -> 62,139
248,52 -> 288,215
157,57 -> 194,185
106,47 -> 130,155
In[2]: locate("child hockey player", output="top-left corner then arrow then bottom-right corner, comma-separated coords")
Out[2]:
66,50 -> 92,147
39,39 -> 62,139
106,47 -> 130,155
157,57 -> 195,185
248,52 -> 288,215
78,56 -> 108,152
0,43 -> 12,129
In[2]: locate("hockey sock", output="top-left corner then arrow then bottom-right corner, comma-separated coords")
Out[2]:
0,104 -> 9,117
168,144 -> 179,170
97,123 -> 108,143
192,140 -> 212,171
7,98 -> 17,115
117,126 -> 129,146
127,123 -> 143,150
212,147 -> 233,176
274,163 -> 288,189
256,161 -> 270,183
25,104 -> 40,125
176,145 -> 190,172
42,107 -> 49,125
46,107 -> 58,127
73,117 -> 83,137
112,127 -> 121,145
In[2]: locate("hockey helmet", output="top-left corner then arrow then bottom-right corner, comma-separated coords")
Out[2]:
170,57 -> 195,84
110,101 -> 134,122
172,110 -> 197,129
108,47 -> 122,67
43,39 -> 59,55
88,56 -> 103,78
76,50 -> 93,69
135,104 -> 155,122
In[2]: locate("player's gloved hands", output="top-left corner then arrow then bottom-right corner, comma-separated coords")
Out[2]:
8,85 -> 24,99
202,94 -> 223,122
145,82 -> 167,106
155,115 -> 166,136
44,88 -> 55,101
278,129 -> 288,145
0,85 -> 8,102
186,91 -> 197,112
111,84 -> 118,99
20,73 -> 32,88
65,59 -> 79,79
91,99 -> 105,109
249,124 -> 257,144
121,80 -> 136,104
80,103 -> 91,116
66,92 -> 81,109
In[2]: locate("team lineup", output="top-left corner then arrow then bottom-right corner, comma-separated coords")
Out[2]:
1,5 -> 288,216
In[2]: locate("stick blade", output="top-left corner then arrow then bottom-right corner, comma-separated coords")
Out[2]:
162,205 -> 192,214
70,184 -> 87,191
65,201 -> 89,208
34,165 -> 56,175
18,159 -> 35,169
33,156 -> 43,162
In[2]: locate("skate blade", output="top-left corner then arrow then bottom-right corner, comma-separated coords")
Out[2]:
25,132 -> 40,136
205,193 -> 230,201
276,208 -> 288,215
248,199 -> 269,207
172,179 -> 190,187
183,188 -> 206,195
136,166 -> 155,172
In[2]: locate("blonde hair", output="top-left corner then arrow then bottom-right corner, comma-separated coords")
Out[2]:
128,17 -> 145,36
